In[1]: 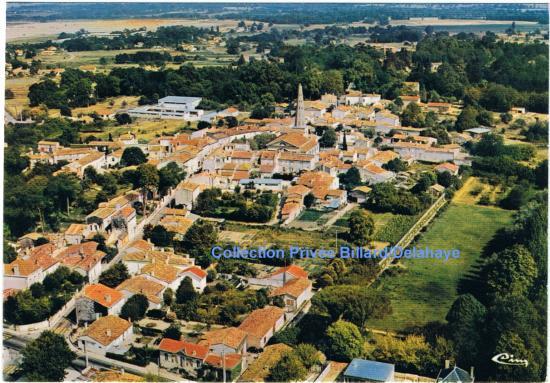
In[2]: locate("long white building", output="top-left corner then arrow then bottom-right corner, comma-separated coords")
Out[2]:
128,96 -> 204,121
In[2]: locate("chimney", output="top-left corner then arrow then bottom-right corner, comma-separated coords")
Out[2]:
106,329 -> 112,337
445,360 -> 450,369
470,367 -> 475,379
12,264 -> 20,276
105,294 -> 111,304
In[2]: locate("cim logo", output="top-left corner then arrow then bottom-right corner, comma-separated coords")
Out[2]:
491,353 -> 529,367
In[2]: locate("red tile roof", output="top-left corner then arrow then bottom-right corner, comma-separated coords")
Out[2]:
158,338 -> 209,360
270,265 -> 308,279
82,284 -> 124,308
183,266 -> 207,279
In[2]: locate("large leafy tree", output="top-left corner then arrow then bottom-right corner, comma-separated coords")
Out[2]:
20,331 -> 76,381
181,219 -> 218,267
319,127 -> 337,148
159,162 -> 186,195
121,147 -> 147,166
347,210 -> 375,246
445,294 -> 486,367
120,294 -> 149,321
99,263 -> 129,288
483,245 -> 537,301
325,320 -> 364,362
268,352 -> 307,382
176,276 -> 197,304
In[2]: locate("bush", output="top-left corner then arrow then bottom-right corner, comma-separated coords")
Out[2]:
146,309 -> 166,319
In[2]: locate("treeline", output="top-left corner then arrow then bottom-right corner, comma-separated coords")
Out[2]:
447,195 -> 547,380
28,43 -> 408,110
114,51 -> 173,64
8,25 -> 220,53
410,33 -> 548,112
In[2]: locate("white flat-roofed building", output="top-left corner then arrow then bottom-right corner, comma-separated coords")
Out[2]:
128,96 -> 204,121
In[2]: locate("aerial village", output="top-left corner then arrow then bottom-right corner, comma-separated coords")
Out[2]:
3,78 -> 484,382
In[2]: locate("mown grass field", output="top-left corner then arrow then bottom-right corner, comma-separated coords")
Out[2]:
367,203 -> 513,332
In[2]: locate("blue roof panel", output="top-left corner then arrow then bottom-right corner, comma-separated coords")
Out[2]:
344,359 -> 394,382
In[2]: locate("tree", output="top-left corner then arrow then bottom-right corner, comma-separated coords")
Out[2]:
121,294 -> 149,321
483,245 -> 537,301
319,127 -> 337,148
445,294 -> 486,367
163,288 -> 174,306
181,220 -> 218,267
338,167 -> 361,190
176,277 -> 197,304
534,160 -> 547,189
268,352 -> 307,382
115,113 -> 132,125
304,193 -> 315,208
325,320 -> 364,362
4,240 -> 17,263
121,147 -> 146,166
437,171 -> 453,188
348,210 -> 374,246
99,263 -> 129,288
159,162 -> 186,195
293,344 -> 322,369
455,106 -> 478,132
250,93 -> 275,119
20,331 -> 76,381
163,323 -> 182,340
136,164 -> 160,216
144,225 -> 174,247
401,102 -> 425,128
383,158 -> 407,172
412,172 -> 436,194
500,112 -> 513,124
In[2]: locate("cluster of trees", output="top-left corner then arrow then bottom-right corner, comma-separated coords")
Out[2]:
24,41 -> 407,110
114,51 -> 173,64
34,26 -> 221,52
411,34 -> 548,113
28,69 -> 94,110
170,277 -> 271,326
367,183 -> 429,215
193,188 -> 278,223
469,134 -> 547,202
4,266 -> 84,325
19,331 -> 76,381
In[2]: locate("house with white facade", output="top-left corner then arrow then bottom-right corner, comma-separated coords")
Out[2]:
78,316 -> 133,355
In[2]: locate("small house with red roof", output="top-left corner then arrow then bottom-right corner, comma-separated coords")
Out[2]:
266,265 -> 309,285
158,338 -> 243,380
76,283 -> 126,323
270,277 -> 313,313
181,266 -> 207,293
435,162 -> 459,176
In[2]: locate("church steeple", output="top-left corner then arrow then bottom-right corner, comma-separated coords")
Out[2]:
294,83 -> 306,133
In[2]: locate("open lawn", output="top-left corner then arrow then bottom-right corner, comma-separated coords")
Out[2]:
367,203 -> 513,332
452,177 -> 504,206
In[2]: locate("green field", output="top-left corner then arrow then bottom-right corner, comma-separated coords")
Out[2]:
367,203 -> 513,332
